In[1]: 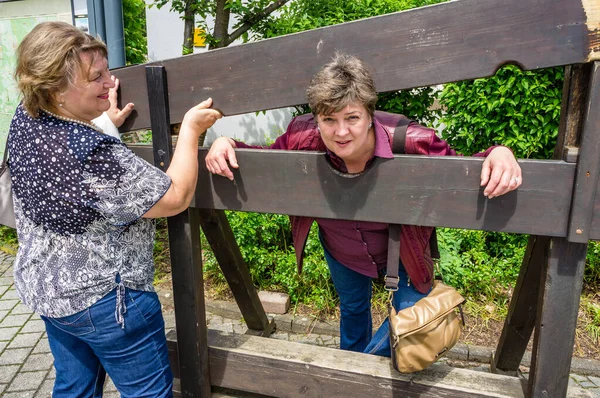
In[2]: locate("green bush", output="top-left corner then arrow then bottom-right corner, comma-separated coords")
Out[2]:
437,65 -> 564,158
201,212 -> 336,311
437,229 -> 525,301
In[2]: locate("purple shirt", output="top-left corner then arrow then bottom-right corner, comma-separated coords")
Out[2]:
316,121 -> 394,277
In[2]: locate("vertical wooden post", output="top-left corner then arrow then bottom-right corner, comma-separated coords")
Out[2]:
146,66 -> 211,397
491,236 -> 549,374
528,62 -> 599,397
492,63 -> 593,376
199,209 -> 275,335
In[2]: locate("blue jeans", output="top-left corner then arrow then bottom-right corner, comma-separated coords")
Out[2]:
41,287 -> 173,397
322,242 -> 428,357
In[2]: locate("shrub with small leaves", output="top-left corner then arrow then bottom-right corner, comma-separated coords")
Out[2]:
437,65 -> 564,159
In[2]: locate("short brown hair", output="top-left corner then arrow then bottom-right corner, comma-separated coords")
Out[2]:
306,53 -> 378,117
15,21 -> 108,117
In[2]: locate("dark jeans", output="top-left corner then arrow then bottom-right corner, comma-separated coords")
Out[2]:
322,241 -> 428,357
42,287 -> 173,397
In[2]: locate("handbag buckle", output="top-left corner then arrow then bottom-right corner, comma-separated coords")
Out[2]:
384,275 -> 399,292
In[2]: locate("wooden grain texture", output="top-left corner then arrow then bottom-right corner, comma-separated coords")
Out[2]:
571,62 -> 600,242
198,208 -> 275,334
492,236 -> 549,373
165,329 -> 528,398
146,67 -> 211,397
528,238 -> 587,397
130,146 -> 576,236
113,0 -> 594,131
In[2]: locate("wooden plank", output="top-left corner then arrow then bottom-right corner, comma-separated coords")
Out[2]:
167,329 -> 528,398
198,208 -> 276,335
570,62 -> 600,242
492,236 -> 549,374
554,65 -> 592,161
528,238 -> 587,397
112,0 -> 596,131
130,147 -> 576,236
146,66 -> 211,397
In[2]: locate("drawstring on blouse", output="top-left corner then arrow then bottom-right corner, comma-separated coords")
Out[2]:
115,277 -> 127,329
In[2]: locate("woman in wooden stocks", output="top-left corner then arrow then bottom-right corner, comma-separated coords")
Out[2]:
205,53 -> 521,357
7,21 -> 221,397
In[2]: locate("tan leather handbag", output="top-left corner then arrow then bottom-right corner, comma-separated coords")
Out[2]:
385,224 -> 464,373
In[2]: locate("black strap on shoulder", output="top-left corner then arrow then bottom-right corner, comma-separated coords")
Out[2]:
391,117 -> 410,154
386,117 -> 439,291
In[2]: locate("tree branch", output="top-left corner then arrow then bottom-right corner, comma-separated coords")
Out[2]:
225,0 -> 291,46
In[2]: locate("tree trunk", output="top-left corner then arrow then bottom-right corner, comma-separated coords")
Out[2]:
182,0 -> 195,55
212,0 -> 231,49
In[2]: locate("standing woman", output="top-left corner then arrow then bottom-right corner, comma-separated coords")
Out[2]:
206,53 -> 522,358
8,22 -> 221,397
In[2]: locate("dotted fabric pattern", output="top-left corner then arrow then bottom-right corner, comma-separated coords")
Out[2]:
7,105 -> 172,318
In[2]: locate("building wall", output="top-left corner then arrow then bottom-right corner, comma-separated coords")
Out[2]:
0,0 -> 72,153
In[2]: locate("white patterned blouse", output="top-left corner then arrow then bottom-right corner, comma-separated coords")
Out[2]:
7,104 -> 171,318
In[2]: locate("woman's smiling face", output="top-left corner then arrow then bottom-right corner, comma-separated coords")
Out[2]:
316,103 -> 374,170
56,51 -> 114,123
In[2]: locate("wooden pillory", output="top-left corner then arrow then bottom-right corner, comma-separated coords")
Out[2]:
113,0 -> 599,396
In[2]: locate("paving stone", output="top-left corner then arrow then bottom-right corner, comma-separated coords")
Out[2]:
589,376 -> 600,387
0,347 -> 32,365
573,374 -> 589,382
0,314 -> 31,328
0,383 -> 6,393
0,277 -> 13,286
6,370 -> 46,392
1,289 -> 19,300
3,391 -> 35,398
0,310 -> 9,322
105,376 -> 117,391
102,393 -> 120,398
0,285 -> 11,297
0,341 -> 8,352
0,327 -> 20,342
580,380 -> 597,389
269,332 -> 289,341
468,345 -> 493,363
11,303 -> 34,315
21,318 -> 45,333
34,379 -> 54,397
8,332 -> 42,349
21,353 -> 54,372
32,338 -> 51,354
0,300 -> 19,311
232,323 -> 247,334
0,365 -> 19,383
258,291 -> 290,314
46,367 -> 55,380
570,377 -> 580,388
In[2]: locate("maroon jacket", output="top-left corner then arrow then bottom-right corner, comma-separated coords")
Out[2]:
236,111 -> 496,294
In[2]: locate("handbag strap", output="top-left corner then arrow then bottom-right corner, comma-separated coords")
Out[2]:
1,136 -> 8,177
385,117 -> 440,291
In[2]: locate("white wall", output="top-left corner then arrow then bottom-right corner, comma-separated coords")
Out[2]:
0,0 -> 72,154
144,0 -> 295,146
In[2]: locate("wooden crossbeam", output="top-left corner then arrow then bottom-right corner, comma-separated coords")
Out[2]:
113,0 -> 598,131
167,329 -> 532,398
131,145 -> 576,237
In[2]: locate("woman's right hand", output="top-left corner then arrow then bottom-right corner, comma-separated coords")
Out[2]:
206,137 -> 238,181
181,98 -> 222,136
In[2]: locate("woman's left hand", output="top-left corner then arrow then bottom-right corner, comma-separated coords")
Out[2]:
480,146 -> 522,199
105,76 -> 135,128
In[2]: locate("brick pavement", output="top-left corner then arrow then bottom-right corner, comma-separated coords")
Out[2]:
1,250 -> 600,397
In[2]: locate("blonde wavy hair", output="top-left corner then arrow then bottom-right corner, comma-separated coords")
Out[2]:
306,53 -> 378,118
15,21 -> 108,117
